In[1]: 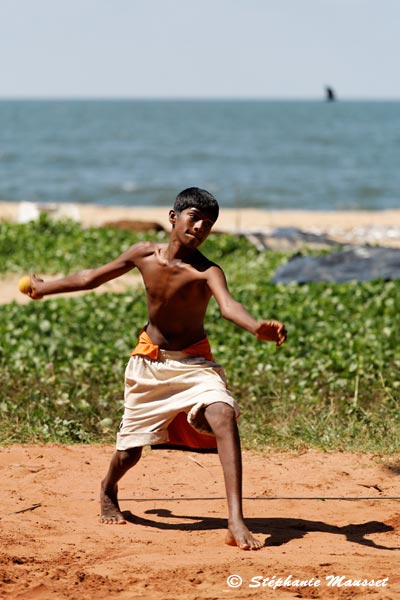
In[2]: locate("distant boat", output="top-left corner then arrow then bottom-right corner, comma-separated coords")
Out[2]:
325,86 -> 336,102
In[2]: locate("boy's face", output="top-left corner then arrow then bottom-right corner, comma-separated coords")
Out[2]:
169,207 -> 216,248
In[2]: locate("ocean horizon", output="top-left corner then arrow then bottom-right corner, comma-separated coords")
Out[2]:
1,99 -> 399,211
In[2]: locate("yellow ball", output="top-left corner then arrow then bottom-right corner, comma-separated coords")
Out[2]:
18,275 -> 32,295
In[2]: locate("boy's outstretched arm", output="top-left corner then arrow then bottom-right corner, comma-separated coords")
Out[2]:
207,266 -> 287,347
28,243 -> 142,300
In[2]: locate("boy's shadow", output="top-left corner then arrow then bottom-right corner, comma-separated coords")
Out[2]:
122,507 -> 399,551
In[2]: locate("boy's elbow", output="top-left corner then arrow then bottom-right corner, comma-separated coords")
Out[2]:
79,270 -> 98,290
220,301 -> 241,321
220,307 -> 232,321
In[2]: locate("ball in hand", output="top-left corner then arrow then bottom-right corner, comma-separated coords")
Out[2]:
18,275 -> 32,295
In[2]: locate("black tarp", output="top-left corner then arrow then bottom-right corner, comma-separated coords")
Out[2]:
271,247 -> 400,283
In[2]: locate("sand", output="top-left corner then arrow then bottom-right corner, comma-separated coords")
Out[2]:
1,445 -> 399,599
1,202 -> 400,598
2,199 -> 400,238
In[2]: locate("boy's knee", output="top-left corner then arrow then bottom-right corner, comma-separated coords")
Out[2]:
205,402 -> 236,434
117,447 -> 142,467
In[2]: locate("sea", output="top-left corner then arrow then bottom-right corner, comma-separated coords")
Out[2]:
0,100 -> 399,211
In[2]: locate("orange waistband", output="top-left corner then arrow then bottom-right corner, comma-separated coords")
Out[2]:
131,329 -> 214,362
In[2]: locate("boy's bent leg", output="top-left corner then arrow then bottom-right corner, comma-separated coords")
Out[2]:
204,402 -> 263,550
100,447 -> 142,524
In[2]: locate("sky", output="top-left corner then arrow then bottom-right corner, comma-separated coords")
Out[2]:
0,0 -> 399,100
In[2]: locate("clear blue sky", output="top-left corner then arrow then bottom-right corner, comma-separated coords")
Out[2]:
1,0 -> 399,99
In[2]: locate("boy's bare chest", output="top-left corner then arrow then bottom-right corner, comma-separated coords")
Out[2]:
139,259 -> 208,299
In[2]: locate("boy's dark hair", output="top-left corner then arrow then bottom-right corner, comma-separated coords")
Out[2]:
174,187 -> 219,221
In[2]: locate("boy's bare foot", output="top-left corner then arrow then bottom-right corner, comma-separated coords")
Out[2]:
100,483 -> 126,524
225,522 -> 264,550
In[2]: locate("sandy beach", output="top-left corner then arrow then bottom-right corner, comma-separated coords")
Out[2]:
1,445 -> 399,600
1,199 -> 400,229
2,199 -> 400,242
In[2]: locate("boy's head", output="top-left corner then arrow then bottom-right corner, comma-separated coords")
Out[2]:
174,187 -> 219,222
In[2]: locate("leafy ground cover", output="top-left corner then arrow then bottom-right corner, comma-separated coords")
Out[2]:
0,219 -> 399,452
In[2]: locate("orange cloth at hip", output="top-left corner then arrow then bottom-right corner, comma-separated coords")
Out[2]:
131,329 -> 215,362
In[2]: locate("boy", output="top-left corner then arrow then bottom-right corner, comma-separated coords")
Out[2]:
29,187 -> 287,550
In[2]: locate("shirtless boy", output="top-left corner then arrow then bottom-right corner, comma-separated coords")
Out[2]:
28,187 -> 287,550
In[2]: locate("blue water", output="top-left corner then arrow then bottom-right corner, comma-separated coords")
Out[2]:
0,100 -> 399,210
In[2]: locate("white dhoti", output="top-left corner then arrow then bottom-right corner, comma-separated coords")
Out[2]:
116,350 -> 239,452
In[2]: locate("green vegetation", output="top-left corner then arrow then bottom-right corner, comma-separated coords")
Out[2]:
0,218 -> 399,452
